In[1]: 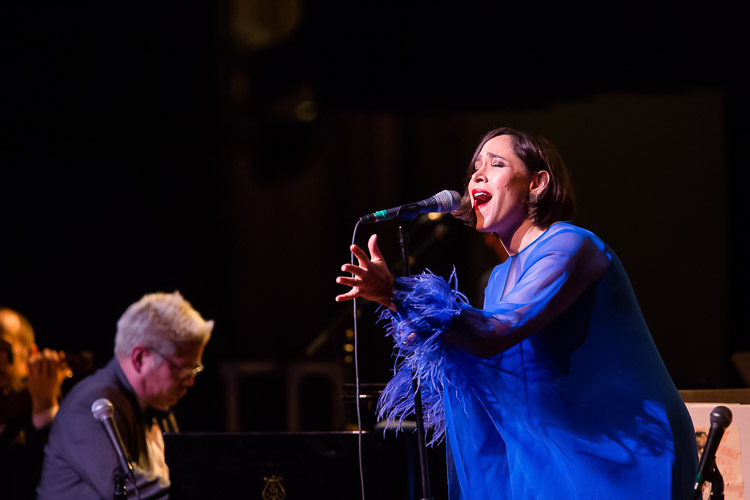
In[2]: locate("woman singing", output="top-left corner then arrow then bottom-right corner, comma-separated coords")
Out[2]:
335,127 -> 697,499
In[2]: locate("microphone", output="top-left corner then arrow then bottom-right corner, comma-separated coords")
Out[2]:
693,405 -> 733,499
359,189 -> 462,223
91,398 -> 135,483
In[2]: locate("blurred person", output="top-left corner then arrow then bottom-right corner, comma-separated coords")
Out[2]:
335,127 -> 697,499
36,291 -> 213,500
695,430 -> 708,458
0,307 -> 70,500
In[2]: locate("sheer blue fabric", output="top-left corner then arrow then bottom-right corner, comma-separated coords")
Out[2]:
378,223 -> 697,499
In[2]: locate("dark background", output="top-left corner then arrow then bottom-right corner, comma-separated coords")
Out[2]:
2,2 -> 748,433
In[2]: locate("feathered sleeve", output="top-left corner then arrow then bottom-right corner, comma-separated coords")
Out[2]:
376,269 -> 468,444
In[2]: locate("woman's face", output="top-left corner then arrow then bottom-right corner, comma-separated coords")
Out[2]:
469,134 -> 535,236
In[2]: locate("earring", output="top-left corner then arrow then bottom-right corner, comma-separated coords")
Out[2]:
528,191 -> 538,223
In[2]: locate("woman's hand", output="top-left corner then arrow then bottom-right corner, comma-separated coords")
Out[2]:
335,234 -> 395,309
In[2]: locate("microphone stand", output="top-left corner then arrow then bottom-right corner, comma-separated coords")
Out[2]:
694,464 -> 725,500
397,223 -> 434,500
114,470 -> 127,500
708,464 -> 725,500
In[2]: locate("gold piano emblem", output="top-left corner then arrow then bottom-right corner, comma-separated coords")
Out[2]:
262,475 -> 286,500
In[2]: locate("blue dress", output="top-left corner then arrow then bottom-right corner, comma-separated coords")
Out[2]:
378,222 -> 697,499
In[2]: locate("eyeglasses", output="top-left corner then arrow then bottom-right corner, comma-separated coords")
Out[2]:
149,348 -> 204,380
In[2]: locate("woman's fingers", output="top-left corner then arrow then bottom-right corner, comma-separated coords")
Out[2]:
368,234 -> 385,262
349,244 -> 371,268
336,276 -> 359,287
340,263 -> 367,278
335,289 -> 359,302
336,234 -> 394,306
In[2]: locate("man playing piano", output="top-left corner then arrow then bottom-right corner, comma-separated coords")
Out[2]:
36,291 -> 213,500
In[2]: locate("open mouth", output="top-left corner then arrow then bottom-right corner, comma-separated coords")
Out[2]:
472,189 -> 492,208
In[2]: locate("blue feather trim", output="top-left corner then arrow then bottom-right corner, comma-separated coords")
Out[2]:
376,269 -> 469,445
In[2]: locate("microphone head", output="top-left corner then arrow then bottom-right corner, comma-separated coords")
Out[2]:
91,398 -> 114,421
710,405 -> 733,428
433,189 -> 462,213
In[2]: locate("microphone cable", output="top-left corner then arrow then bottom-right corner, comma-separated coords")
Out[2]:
349,218 -> 367,500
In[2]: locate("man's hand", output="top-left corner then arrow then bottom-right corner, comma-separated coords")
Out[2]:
27,347 -> 71,415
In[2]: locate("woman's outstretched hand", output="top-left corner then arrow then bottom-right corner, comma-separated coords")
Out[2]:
335,234 -> 395,309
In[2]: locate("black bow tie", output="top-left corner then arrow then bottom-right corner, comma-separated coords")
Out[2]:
144,407 -> 168,421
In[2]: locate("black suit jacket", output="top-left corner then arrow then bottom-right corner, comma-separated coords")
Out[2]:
0,388 -> 51,500
36,358 -> 170,500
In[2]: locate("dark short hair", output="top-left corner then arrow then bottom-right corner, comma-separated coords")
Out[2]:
453,127 -> 576,229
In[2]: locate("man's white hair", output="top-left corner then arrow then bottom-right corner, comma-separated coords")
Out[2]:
114,291 -> 213,358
